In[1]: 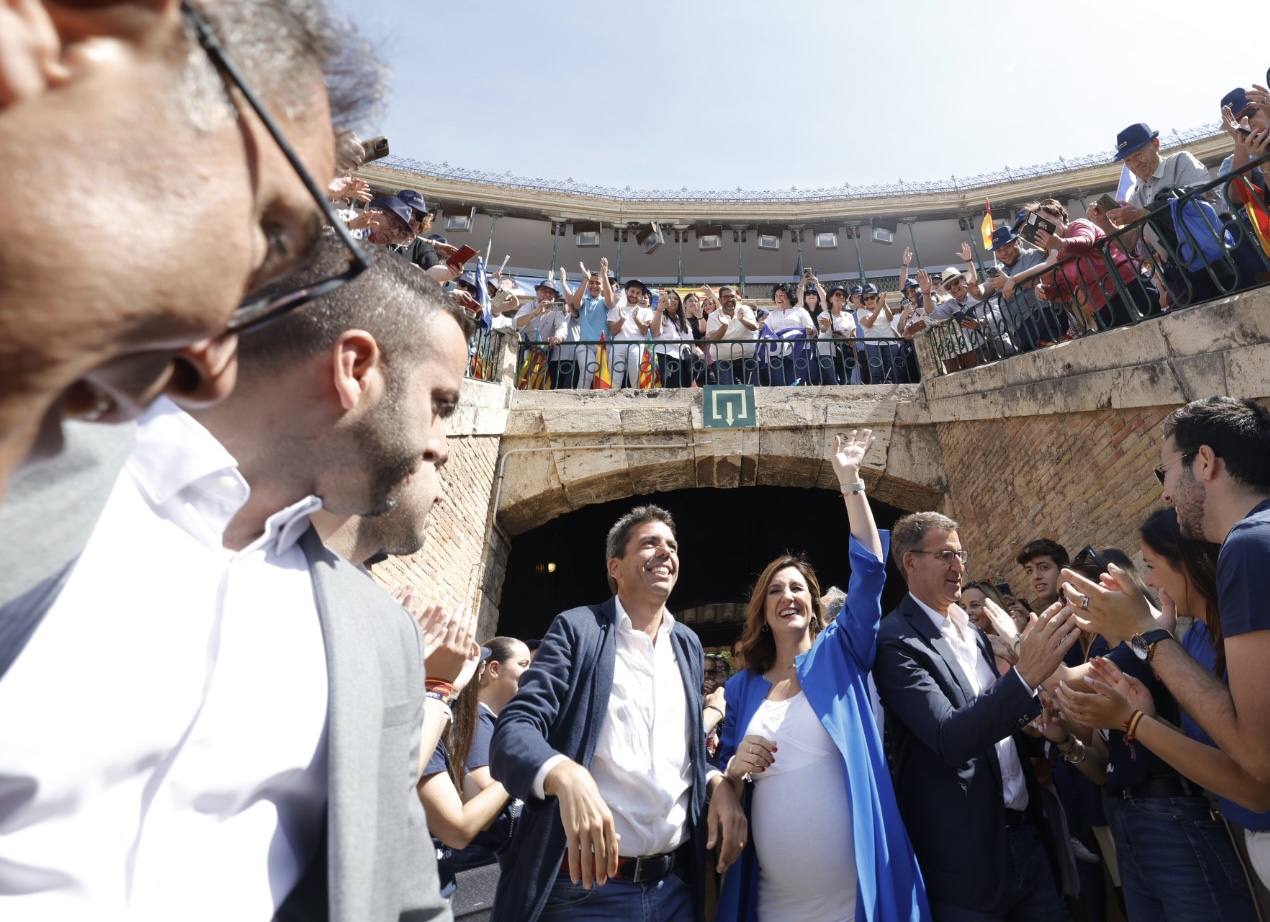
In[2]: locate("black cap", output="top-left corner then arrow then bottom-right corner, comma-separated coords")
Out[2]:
623,278 -> 650,295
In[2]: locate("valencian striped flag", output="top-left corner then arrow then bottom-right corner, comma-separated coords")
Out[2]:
516,344 -> 552,390
637,333 -> 660,389
980,200 -> 995,252
592,334 -> 613,389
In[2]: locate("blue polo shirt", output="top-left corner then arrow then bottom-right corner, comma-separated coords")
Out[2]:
577,294 -> 609,343
1217,499 -> 1270,639
1180,621 -> 1270,830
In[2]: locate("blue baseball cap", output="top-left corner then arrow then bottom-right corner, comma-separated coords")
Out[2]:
849,284 -> 864,296
396,189 -> 430,220
1221,87 -> 1252,119
1113,122 -> 1159,161
369,195 -> 414,233
862,283 -> 880,296
901,276 -> 919,290
991,225 -> 1020,250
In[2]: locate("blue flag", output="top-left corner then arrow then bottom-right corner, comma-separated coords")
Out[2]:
474,256 -> 492,330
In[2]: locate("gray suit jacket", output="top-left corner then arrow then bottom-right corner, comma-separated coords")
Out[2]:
279,529 -> 452,922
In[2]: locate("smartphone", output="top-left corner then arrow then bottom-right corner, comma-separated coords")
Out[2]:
360,135 -> 390,163
1017,212 -> 1057,246
803,267 -> 815,278
1095,193 -> 1120,214
993,581 -> 1012,597
446,245 -> 478,269
1236,125 -> 1253,139
650,291 -> 660,309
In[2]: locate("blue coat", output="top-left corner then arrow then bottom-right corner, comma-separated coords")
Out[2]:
489,598 -> 709,922
716,534 -> 931,922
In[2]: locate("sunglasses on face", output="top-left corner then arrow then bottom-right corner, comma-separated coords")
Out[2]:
1154,450 -> 1196,483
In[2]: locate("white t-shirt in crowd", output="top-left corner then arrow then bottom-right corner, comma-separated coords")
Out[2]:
607,297 -> 655,342
859,305 -> 898,340
816,311 -> 857,356
764,305 -> 814,334
705,304 -> 759,360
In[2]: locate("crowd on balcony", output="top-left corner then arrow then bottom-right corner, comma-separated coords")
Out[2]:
4,5 -> 1270,921
322,82 -> 1270,390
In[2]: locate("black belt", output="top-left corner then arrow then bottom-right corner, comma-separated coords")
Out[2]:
1003,808 -> 1028,828
560,842 -> 688,884
1109,775 -> 1200,801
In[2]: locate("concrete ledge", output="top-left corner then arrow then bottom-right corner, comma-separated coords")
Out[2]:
920,289 -> 1270,423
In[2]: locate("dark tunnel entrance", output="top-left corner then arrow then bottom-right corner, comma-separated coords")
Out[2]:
497,485 -> 910,648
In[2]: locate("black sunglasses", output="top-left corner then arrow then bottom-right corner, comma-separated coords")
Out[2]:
1072,545 -> 1109,574
181,1 -> 369,335
1153,450 -> 1196,484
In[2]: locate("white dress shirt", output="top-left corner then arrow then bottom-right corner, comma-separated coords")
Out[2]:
533,599 -> 694,856
0,399 -> 329,920
912,596 -> 1031,810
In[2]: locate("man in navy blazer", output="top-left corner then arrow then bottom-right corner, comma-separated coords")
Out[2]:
872,512 -> 1079,921
491,505 -> 746,921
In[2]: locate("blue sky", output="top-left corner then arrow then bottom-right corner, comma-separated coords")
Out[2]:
332,0 -> 1262,191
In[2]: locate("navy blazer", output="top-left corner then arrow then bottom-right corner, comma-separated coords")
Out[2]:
489,598 -> 709,922
872,593 -> 1044,913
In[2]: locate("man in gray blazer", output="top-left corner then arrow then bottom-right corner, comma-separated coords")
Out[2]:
0,245 -> 469,920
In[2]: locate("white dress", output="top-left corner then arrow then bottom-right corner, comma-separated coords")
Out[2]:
745,691 -> 856,922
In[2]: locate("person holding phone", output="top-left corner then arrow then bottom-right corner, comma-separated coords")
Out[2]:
1004,199 -> 1155,332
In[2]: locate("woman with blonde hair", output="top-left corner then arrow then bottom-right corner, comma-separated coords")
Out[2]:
715,430 -> 929,921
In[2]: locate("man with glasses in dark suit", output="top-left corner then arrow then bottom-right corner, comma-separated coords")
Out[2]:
873,511 -> 1079,921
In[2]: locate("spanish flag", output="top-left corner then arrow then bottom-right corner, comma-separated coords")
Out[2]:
980,200 -> 995,252
593,334 -> 612,390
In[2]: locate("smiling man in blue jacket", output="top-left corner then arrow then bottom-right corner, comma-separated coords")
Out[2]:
490,504 -> 747,921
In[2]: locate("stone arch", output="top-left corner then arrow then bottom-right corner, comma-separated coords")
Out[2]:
496,387 -> 947,536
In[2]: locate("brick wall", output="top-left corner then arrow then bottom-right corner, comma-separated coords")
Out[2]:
370,433 -> 507,639
938,406 -> 1173,597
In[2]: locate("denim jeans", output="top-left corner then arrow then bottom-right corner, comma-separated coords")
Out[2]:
928,824 -> 1067,922
1104,793 -> 1257,922
715,358 -> 756,386
538,869 -> 693,922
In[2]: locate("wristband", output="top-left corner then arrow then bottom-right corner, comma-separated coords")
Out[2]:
1125,710 -> 1145,743
424,691 -> 454,722
840,480 -> 866,495
425,679 -> 456,699
705,704 -> 724,719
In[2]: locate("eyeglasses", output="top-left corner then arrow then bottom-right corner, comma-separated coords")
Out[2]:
1153,450 -> 1196,484
911,548 -> 969,567
181,1 -> 369,335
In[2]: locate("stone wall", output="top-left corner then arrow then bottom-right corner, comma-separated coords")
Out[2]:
920,289 -> 1270,591
370,378 -> 512,639
364,288 -> 1270,636
936,407 -> 1172,591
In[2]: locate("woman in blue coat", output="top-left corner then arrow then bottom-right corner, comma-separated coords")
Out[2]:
716,429 -> 930,922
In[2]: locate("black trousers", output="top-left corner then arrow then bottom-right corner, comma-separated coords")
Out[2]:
927,823 -> 1069,922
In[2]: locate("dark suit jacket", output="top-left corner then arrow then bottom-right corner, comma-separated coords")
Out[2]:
277,530 -> 451,922
872,593 -> 1045,912
489,598 -> 708,922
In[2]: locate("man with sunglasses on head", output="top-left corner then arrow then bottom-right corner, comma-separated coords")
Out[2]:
0,0 -> 383,505
0,240 -> 469,920
874,512 -> 1079,920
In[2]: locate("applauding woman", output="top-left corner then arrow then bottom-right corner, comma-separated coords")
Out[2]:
715,430 -> 930,922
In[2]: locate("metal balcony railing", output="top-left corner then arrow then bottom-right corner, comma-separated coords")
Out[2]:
922,153 -> 1270,375
511,336 -> 919,390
